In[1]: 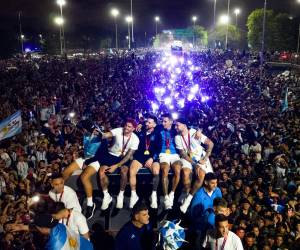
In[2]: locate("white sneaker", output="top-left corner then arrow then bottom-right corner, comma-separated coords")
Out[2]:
101,194 -> 112,210
178,192 -> 188,204
164,196 -> 173,210
180,194 -> 193,214
169,192 -> 175,208
116,194 -> 124,209
150,192 -> 158,209
129,193 -> 139,208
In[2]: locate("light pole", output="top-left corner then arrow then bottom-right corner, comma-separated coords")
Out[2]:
111,8 -> 120,50
192,16 -> 197,47
213,0 -> 217,28
234,8 -> 240,27
18,12 -> 24,54
225,0 -> 231,49
54,16 -> 64,55
296,0 -> 300,60
20,35 -> 25,54
56,0 -> 66,54
219,15 -> 230,48
261,0 -> 267,67
155,16 -> 160,37
126,16 -> 133,49
130,0 -> 134,45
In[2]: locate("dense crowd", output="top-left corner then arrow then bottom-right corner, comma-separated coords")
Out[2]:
0,49 -> 300,250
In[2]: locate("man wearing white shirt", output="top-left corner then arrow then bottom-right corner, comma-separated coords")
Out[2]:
175,118 -> 214,213
48,173 -> 82,213
0,148 -> 12,168
81,119 -> 139,219
203,214 -> 244,250
52,202 -> 89,240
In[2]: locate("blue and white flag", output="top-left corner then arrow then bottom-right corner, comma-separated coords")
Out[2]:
83,134 -> 101,158
0,111 -> 22,141
158,220 -> 187,250
46,223 -> 93,250
281,87 -> 289,113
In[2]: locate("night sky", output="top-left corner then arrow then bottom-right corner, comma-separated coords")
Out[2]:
0,0 -> 298,55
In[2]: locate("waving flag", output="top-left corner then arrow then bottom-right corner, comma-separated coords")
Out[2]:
281,87 -> 289,113
0,111 -> 22,141
158,220 -> 187,250
83,134 -> 101,158
46,223 -> 93,250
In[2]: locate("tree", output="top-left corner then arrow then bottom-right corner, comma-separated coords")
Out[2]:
208,25 -> 242,49
273,13 -> 298,51
194,25 -> 208,46
247,9 -> 298,51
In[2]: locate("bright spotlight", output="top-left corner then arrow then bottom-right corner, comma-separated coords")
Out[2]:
178,99 -> 185,108
164,97 -> 172,105
187,94 -> 194,101
172,113 -> 179,120
69,112 -> 75,118
219,15 -> 230,25
111,8 -> 120,17
56,0 -> 66,6
125,16 -> 133,23
175,68 -> 181,74
54,16 -> 64,26
32,195 -> 40,203
152,102 -> 159,111
234,8 -> 241,15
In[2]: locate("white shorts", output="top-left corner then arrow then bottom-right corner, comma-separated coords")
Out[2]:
75,157 -> 101,172
180,158 -> 213,174
159,153 -> 181,165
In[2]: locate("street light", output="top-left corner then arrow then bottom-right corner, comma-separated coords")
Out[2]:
212,0 -> 217,28
130,0 -> 134,45
54,16 -> 64,26
234,8 -> 240,26
219,15 -> 230,49
56,0 -> 66,54
225,0 -> 231,49
219,15 -> 229,25
54,16 -> 64,55
154,16 -> 160,37
111,8 -> 120,50
296,0 -> 300,59
192,16 -> 197,47
126,16 -> 133,49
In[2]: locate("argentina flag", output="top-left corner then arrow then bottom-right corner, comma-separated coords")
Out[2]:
0,110 -> 22,141
158,220 -> 187,250
83,134 -> 101,158
46,223 -> 93,250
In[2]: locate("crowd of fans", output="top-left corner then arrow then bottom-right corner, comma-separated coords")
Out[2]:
0,49 -> 300,250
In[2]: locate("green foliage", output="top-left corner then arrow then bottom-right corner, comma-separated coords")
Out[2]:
208,25 -> 242,48
194,25 -> 208,46
247,9 -> 298,51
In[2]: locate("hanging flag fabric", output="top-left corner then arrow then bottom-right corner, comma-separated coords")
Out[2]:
83,134 -> 101,158
46,223 -> 93,250
281,87 -> 289,113
0,111 -> 22,141
158,220 -> 187,250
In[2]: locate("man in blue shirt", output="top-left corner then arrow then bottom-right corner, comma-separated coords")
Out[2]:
115,201 -> 153,250
190,173 -> 222,248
